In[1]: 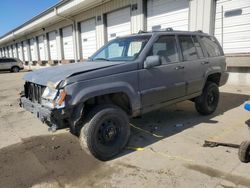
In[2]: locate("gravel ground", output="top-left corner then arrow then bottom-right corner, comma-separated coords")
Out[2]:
0,71 -> 249,188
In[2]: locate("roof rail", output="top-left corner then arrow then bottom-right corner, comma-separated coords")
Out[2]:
165,27 -> 174,32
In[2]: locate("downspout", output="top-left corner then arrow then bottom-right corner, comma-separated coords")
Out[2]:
54,7 -> 78,63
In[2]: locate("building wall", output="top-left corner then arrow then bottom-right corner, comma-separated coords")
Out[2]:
0,0 -> 249,71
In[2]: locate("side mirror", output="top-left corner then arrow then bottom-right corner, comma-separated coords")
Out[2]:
144,55 -> 161,69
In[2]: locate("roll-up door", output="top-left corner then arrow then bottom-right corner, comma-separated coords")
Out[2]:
48,31 -> 58,60
12,44 -> 17,58
80,19 -> 97,59
38,35 -> 46,61
23,41 -> 29,61
215,0 -> 250,54
4,48 -> 8,57
62,26 -> 74,60
8,46 -> 12,57
147,0 -> 189,31
107,7 -> 131,41
30,38 -> 38,61
17,43 -> 24,61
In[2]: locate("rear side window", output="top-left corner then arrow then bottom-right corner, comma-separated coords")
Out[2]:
200,36 -> 223,57
149,35 -> 179,63
192,36 -> 204,58
4,58 -> 16,62
178,35 -> 198,61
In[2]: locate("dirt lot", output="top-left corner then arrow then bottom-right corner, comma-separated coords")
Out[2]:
0,71 -> 249,188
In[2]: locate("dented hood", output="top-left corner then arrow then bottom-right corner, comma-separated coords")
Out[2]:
23,61 -> 124,87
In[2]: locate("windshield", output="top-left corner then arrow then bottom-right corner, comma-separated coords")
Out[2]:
91,36 -> 151,61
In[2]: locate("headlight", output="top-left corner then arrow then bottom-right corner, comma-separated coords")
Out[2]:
42,87 -> 58,100
41,87 -> 67,109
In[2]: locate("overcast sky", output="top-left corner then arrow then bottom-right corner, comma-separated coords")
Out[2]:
0,0 -> 59,37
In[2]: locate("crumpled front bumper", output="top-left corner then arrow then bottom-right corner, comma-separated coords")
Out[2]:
19,97 -> 65,127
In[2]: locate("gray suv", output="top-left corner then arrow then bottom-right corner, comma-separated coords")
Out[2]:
0,58 -> 24,72
20,30 -> 228,160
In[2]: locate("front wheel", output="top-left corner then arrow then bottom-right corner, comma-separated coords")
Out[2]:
79,104 -> 130,161
195,82 -> 219,115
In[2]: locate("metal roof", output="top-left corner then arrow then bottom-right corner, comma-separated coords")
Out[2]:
0,0 -> 72,40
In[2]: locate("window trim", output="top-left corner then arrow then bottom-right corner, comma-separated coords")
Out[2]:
177,34 -> 199,62
146,34 -> 180,64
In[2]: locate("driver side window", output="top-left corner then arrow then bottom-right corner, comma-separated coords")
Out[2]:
148,35 -> 179,64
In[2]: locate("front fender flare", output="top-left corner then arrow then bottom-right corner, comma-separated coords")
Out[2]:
70,82 -> 141,115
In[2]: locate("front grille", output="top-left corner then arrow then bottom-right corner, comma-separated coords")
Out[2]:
24,82 -> 46,104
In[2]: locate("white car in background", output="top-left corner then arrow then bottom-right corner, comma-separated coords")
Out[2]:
0,58 -> 24,73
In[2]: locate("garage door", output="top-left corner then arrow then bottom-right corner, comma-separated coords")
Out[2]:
12,44 -> 17,58
147,0 -> 189,31
107,7 -> 131,41
23,41 -> 29,61
215,0 -> 250,54
38,35 -> 46,61
17,43 -> 24,61
4,48 -> 8,57
8,46 -> 12,57
62,26 -> 74,60
80,19 -> 97,59
48,31 -> 58,60
30,38 -> 38,61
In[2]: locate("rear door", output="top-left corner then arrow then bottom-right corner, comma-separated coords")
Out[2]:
178,35 -> 206,95
139,35 -> 186,107
0,58 -> 13,69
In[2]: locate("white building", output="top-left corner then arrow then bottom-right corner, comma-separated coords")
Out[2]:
0,0 -> 249,80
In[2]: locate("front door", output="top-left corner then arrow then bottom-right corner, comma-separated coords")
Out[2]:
139,35 -> 186,108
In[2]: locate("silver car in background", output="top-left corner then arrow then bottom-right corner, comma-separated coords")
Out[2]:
0,58 -> 24,72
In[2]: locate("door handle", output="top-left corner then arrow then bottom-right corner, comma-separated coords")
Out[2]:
201,61 -> 209,65
175,66 -> 184,70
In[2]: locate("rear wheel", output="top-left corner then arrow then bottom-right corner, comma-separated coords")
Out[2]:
79,104 -> 130,161
195,81 -> 219,115
11,66 -> 20,73
238,141 -> 250,163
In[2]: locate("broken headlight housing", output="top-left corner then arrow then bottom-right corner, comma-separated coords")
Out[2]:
41,87 -> 66,109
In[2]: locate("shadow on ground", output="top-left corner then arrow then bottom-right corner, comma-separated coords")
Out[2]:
122,92 -> 250,156
0,134 -> 115,188
0,92 -> 249,187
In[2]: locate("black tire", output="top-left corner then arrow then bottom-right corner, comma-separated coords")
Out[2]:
238,140 -> 250,163
195,81 -> 219,115
79,104 -> 130,161
11,66 -> 20,73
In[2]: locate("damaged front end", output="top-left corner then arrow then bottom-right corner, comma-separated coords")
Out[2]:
19,81 -> 71,131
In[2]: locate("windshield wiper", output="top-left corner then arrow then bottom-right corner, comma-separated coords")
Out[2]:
93,58 -> 110,61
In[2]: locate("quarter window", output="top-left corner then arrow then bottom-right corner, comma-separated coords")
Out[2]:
200,36 -> 222,57
149,35 -> 178,63
179,35 -> 198,61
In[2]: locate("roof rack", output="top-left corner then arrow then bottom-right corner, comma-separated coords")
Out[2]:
165,27 -> 174,32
